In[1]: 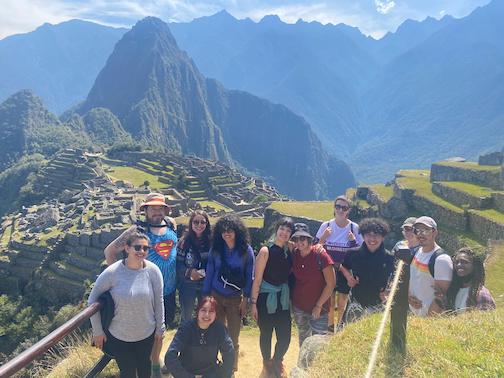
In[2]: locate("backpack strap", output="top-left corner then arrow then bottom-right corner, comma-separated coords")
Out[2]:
428,248 -> 446,278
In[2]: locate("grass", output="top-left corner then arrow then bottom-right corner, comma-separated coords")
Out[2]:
438,181 -> 495,198
104,165 -> 167,189
198,200 -> 233,212
369,184 -> 394,202
241,217 -> 264,228
486,241 -> 504,305
471,209 -> 504,225
396,170 -> 464,213
435,161 -> 501,172
269,201 -> 333,221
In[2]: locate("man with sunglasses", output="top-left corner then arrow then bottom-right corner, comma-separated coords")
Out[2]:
104,192 -> 178,377
408,216 -> 453,317
314,195 -> 363,331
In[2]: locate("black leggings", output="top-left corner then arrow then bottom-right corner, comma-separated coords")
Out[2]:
105,332 -> 154,378
257,292 -> 291,361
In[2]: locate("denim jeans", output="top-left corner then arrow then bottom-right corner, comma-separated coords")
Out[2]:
292,305 -> 328,348
179,281 -> 202,322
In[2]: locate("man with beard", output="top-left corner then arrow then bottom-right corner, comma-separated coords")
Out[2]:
104,192 -> 178,378
408,216 -> 453,317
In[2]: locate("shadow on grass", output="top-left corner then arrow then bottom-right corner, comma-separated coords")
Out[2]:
385,343 -> 409,377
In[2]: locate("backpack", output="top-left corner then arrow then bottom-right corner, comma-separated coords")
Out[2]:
136,217 -> 175,233
428,248 -> 447,278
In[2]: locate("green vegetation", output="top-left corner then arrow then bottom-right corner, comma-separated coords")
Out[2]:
269,201 -> 333,221
435,161 -> 501,172
471,209 -> 504,225
396,170 -> 464,213
369,184 -> 394,202
242,217 -> 264,228
438,181 -> 495,198
198,201 -> 233,212
486,242 -> 504,305
104,164 -> 167,189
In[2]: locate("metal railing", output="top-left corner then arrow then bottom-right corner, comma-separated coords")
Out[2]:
0,302 -> 103,377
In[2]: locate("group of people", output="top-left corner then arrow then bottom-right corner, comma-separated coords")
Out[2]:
87,192 -> 496,378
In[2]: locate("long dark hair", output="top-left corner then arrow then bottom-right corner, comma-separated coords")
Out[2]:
446,247 -> 486,311
181,210 -> 211,248
212,214 -> 250,257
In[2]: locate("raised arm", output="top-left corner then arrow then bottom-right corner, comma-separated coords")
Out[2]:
104,226 -> 136,265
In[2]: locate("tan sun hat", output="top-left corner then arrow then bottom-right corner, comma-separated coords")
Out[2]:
139,193 -> 169,211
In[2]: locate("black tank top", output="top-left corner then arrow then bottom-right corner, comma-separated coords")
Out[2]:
263,244 -> 292,286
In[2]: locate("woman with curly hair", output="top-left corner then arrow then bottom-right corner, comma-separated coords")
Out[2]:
202,214 -> 255,372
444,247 -> 496,313
177,210 -> 212,322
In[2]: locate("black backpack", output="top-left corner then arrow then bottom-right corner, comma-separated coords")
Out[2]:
427,248 -> 447,278
136,217 -> 175,233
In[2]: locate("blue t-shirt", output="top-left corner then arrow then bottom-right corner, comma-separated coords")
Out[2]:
147,227 -> 178,296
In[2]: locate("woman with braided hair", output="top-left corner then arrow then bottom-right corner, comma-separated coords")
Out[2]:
443,247 -> 496,313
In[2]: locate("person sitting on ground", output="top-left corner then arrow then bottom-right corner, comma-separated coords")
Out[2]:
250,217 -> 295,378
202,214 -> 255,373
408,216 -> 453,317
440,247 -> 496,313
89,232 -> 165,378
177,210 -> 212,322
165,296 -> 235,378
314,196 -> 363,331
342,218 -> 394,323
291,223 -> 335,347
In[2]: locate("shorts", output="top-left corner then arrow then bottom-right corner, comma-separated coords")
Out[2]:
335,268 -> 350,294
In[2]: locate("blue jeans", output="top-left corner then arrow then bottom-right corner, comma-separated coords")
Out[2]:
179,281 -> 202,322
292,305 -> 328,348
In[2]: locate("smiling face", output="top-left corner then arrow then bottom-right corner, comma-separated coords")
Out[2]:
197,301 -> 216,329
275,225 -> 293,246
334,199 -> 350,220
221,227 -> 236,247
363,232 -> 384,253
454,252 -> 474,278
292,235 -> 311,253
413,224 -> 437,248
145,205 -> 167,225
191,215 -> 208,238
125,237 -> 149,262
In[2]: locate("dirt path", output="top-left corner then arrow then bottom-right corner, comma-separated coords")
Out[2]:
161,327 -> 300,377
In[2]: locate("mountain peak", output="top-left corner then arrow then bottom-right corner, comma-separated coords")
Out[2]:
259,14 -> 282,25
212,10 -> 236,21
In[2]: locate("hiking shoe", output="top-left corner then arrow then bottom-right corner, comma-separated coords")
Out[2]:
328,324 -> 335,334
261,359 -> 274,378
273,359 -> 288,378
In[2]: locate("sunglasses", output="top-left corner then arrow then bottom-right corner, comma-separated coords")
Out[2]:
335,204 -> 350,211
222,228 -> 235,234
413,227 -> 434,236
402,226 -> 413,232
192,220 -> 207,226
132,245 -> 150,252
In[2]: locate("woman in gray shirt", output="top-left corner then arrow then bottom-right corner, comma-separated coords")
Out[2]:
88,232 -> 165,378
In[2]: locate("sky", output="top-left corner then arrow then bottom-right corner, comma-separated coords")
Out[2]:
0,0 -> 491,40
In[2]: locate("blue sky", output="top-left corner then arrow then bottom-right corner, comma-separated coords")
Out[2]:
0,0 -> 491,40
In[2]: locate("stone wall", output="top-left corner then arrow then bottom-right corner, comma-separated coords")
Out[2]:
478,151 -> 503,166
492,192 -> 504,213
431,182 -> 493,209
430,163 -> 503,190
467,211 -> 504,242
410,195 -> 467,232
263,208 -> 323,240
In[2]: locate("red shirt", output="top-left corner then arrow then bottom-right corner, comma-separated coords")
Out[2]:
292,246 -> 333,313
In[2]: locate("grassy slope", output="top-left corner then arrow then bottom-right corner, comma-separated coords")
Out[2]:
104,164 -> 167,189
269,201 -> 333,221
310,239 -> 504,378
435,161 -> 501,172
369,184 -> 394,202
438,181 -> 495,198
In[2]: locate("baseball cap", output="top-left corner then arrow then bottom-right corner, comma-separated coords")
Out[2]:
414,216 -> 437,229
401,217 -> 417,229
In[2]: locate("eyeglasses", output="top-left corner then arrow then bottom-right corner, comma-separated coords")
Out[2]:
335,204 -> 350,211
413,227 -> 434,236
133,245 -> 150,252
402,226 -> 413,232
192,220 -> 207,226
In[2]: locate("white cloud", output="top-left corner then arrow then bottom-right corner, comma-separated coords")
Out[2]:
375,0 -> 396,15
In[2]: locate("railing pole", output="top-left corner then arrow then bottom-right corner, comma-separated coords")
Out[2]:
83,353 -> 113,378
0,302 -> 102,377
390,261 -> 409,354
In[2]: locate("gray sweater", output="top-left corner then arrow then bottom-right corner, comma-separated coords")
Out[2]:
88,260 -> 165,342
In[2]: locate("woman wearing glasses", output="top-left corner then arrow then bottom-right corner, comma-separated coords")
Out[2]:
88,232 -> 165,378
202,214 -> 255,372
291,223 -> 335,347
314,196 -> 363,331
164,296 -> 235,378
177,210 -> 212,322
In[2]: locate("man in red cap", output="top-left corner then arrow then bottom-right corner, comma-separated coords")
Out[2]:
104,192 -> 178,377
